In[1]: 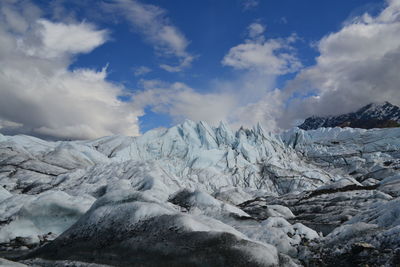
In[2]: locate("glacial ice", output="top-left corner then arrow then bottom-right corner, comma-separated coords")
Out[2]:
27,189 -> 284,266
0,121 -> 399,266
0,258 -> 28,266
239,216 -> 319,257
282,126 -> 400,181
0,190 -> 94,245
0,186 -> 11,202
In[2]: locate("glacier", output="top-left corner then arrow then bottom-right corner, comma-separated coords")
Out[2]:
0,120 -> 399,266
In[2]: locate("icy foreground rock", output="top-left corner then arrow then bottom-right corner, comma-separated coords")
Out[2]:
0,122 -> 399,266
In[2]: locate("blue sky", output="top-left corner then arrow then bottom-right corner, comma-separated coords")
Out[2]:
67,0 -> 382,86
67,0 -> 383,131
1,0 -> 399,139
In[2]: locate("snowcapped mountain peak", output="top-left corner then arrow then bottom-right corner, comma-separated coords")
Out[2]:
358,101 -> 397,118
299,101 -> 400,130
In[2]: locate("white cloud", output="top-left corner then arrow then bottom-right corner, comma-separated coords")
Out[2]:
16,19 -> 109,60
231,89 -> 284,131
1,5 -> 28,32
248,22 -> 265,39
282,0 -> 400,127
241,0 -> 259,11
133,66 -> 152,76
5,0 -> 398,139
0,1 -> 41,33
146,0 -> 400,131
106,0 -> 195,72
36,19 -> 108,58
177,22 -> 298,131
0,2 -> 142,139
0,2 -> 288,139
222,25 -> 301,75
134,81 -> 237,126
133,69 -> 283,132
159,54 -> 195,73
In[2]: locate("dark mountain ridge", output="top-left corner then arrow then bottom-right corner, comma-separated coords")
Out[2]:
299,102 -> 400,130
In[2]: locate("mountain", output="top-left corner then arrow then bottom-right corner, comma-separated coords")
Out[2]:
299,102 -> 400,130
0,121 -> 399,266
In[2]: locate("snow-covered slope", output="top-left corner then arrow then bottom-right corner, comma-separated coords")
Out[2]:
0,121 -> 399,266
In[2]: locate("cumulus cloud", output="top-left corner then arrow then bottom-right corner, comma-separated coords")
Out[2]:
198,22 -> 299,131
19,19 -> 109,59
230,89 -> 284,131
134,80 -> 237,125
0,1 -> 141,139
122,21 -> 295,132
127,20 -> 297,132
132,22 -> 294,132
133,72 -> 285,132
222,23 -> 301,75
105,0 -> 195,72
281,0 -> 400,127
